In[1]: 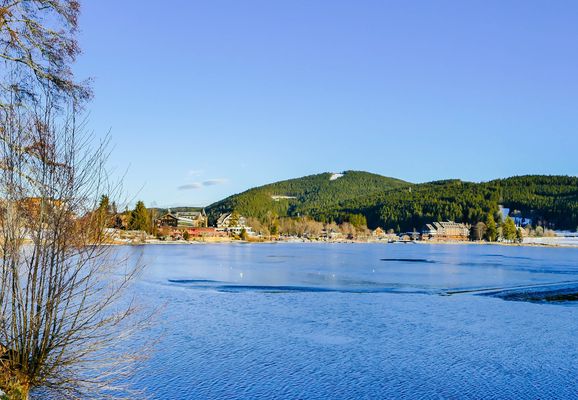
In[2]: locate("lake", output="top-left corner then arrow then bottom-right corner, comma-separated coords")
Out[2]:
124,243 -> 578,399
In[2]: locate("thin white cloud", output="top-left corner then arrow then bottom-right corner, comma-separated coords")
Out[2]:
177,182 -> 202,190
177,178 -> 227,191
202,178 -> 228,186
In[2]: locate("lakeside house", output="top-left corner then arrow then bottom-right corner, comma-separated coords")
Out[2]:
422,221 -> 470,241
372,227 -> 385,237
400,231 -> 421,241
154,211 -> 254,238
216,212 -> 246,228
157,210 -> 208,228
216,212 -> 253,235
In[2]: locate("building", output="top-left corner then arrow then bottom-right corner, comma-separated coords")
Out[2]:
399,231 -> 420,241
157,213 -> 179,227
216,213 -> 247,229
174,210 -> 207,227
216,213 -> 253,235
372,227 -> 385,237
157,209 -> 207,229
422,224 -> 437,238
422,221 -> 470,241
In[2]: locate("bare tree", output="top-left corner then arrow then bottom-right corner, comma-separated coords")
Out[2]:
471,222 -> 487,241
339,222 -> 356,239
0,0 -> 90,107
302,218 -> 323,238
0,4 -> 147,397
245,217 -> 268,237
0,97 -> 145,399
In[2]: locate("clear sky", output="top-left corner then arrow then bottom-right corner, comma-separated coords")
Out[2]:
75,1 -> 578,207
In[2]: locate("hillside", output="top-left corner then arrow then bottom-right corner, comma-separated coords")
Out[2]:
206,173 -> 578,231
357,175 -> 578,231
206,171 -> 411,224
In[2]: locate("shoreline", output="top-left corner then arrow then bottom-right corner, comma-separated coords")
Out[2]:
113,237 -> 578,249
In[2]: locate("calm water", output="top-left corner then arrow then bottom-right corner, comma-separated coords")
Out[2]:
124,243 -> 578,399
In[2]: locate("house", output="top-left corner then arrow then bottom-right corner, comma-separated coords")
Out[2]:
372,227 -> 385,237
157,209 -> 207,229
323,228 -> 343,240
422,221 -> 470,241
216,213 -> 253,235
216,213 -> 247,229
157,213 -> 179,227
174,210 -> 207,227
399,231 -> 420,241
422,224 -> 437,239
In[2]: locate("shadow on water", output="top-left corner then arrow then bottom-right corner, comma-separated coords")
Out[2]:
215,285 -> 435,294
168,279 -> 222,284
266,255 -> 297,259
380,258 -> 437,263
479,283 -> 578,304
481,254 -> 533,260
166,279 -> 437,295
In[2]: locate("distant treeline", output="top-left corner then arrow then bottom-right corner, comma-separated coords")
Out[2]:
206,172 -> 578,232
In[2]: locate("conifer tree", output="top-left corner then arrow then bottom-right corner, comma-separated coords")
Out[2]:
485,214 -> 498,242
502,217 -> 517,242
129,201 -> 150,232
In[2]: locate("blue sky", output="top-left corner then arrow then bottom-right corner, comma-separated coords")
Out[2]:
76,1 -> 578,207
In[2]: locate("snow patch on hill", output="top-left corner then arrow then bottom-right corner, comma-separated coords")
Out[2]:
271,195 -> 297,201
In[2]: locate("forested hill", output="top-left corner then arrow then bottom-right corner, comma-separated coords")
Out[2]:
206,171 -> 410,223
206,173 -> 578,231
359,175 -> 578,231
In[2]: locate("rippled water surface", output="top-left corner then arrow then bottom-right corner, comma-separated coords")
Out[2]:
123,243 -> 578,399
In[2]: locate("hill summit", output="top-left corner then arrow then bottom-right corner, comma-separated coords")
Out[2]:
206,171 -> 409,223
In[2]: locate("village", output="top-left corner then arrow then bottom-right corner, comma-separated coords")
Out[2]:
8,197 -> 549,246
108,207 -> 529,244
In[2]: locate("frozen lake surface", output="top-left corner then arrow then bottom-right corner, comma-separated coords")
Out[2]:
124,243 -> 578,399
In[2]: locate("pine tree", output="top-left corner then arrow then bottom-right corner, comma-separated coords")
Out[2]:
99,195 -> 110,212
129,201 -> 150,232
96,195 -> 111,231
485,214 -> 497,242
348,213 -> 367,229
502,217 -> 517,242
